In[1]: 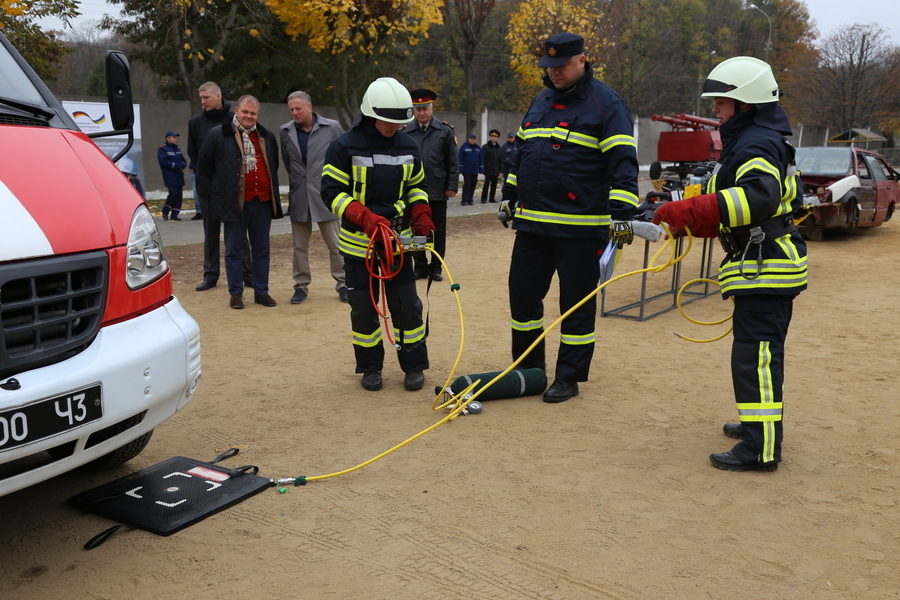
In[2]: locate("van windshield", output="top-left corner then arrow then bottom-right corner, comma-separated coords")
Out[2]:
0,42 -> 47,106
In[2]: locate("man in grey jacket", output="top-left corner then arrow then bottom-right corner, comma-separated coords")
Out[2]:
280,91 -> 346,304
407,88 -> 459,281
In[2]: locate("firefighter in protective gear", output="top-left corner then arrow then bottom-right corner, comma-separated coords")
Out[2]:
321,77 -> 433,393
499,32 -> 640,403
653,56 -> 807,472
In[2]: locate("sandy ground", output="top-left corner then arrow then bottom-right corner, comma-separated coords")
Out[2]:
2,214 -> 899,600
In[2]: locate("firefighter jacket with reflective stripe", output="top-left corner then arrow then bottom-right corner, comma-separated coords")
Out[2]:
708,106 -> 807,298
500,63 -> 639,238
321,115 -> 429,259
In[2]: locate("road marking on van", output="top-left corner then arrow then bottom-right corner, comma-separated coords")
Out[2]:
0,179 -> 54,261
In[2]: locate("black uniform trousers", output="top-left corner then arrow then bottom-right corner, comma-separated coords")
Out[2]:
461,174 -> 478,204
508,231 -> 603,382
345,256 -> 429,374
198,194 -> 252,285
729,293 -> 795,465
413,199 -> 447,276
163,186 -> 183,219
480,176 -> 499,203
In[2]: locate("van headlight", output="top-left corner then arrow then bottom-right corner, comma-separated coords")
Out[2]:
126,205 -> 168,289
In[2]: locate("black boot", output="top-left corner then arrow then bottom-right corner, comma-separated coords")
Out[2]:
542,380 -> 578,403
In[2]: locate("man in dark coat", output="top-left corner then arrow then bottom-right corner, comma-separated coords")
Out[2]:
158,131 -> 186,221
406,88 -> 458,281
187,81 -> 251,292
481,128 -> 503,203
197,95 -> 283,310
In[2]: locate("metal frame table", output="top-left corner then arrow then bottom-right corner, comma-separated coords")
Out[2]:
600,237 -> 718,321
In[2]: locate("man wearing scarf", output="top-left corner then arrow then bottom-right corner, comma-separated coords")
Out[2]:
198,95 -> 284,309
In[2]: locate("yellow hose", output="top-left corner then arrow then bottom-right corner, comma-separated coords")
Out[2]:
673,277 -> 733,343
278,226 -> 693,489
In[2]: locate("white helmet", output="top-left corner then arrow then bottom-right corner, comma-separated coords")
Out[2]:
701,56 -> 780,104
117,155 -> 136,175
361,77 -> 414,124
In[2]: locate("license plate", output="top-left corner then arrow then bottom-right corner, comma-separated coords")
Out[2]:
0,384 -> 103,452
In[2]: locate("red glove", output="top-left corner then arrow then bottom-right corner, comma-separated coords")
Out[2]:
410,203 -> 435,238
690,222 -> 721,238
343,201 -> 390,238
652,193 -> 721,235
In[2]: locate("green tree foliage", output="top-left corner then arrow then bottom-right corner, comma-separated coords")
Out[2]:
261,0 -> 442,127
0,0 -> 79,80
507,0 -> 602,101
84,55 -> 106,96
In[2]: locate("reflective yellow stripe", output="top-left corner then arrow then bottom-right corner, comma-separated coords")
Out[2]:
353,163 -> 368,204
774,235 -> 802,262
323,164 -> 349,186
718,255 -> 808,293
352,328 -> 382,348
393,324 -> 426,344
408,165 -> 425,186
333,193 -> 355,217
517,207 -> 610,227
507,173 -> 518,187
736,158 -> 781,184
610,189 -> 639,208
560,332 -> 595,345
406,189 -> 428,204
736,403 -> 783,421
775,174 -> 800,216
338,230 -> 371,259
600,134 -> 636,152
737,340 -> 781,463
720,187 -> 751,227
511,318 -> 543,332
551,127 -> 601,148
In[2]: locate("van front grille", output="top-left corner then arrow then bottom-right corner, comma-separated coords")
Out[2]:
0,252 -> 107,379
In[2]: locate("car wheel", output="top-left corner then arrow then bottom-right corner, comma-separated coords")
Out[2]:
847,200 -> 860,228
885,203 -> 895,223
649,161 -> 662,180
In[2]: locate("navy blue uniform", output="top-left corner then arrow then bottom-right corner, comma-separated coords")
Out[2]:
158,141 -> 186,219
707,103 -> 807,467
321,116 -> 430,375
502,63 -> 639,383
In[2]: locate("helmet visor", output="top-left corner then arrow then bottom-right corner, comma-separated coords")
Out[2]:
372,106 -> 412,121
702,78 -> 738,95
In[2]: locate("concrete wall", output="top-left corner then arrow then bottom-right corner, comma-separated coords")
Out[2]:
62,96 -> 838,192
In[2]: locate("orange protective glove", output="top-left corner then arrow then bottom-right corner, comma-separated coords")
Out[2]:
410,203 -> 435,238
652,193 -> 721,236
343,201 -> 390,238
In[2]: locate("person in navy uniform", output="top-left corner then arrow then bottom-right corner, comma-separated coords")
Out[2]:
158,132 -> 186,221
652,57 -> 807,472
321,77 -> 435,393
498,32 -> 639,403
458,133 -> 483,206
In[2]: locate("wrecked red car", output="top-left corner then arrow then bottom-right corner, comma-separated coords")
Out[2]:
796,146 -> 899,240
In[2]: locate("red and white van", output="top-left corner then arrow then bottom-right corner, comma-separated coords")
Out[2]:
0,34 -> 201,496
